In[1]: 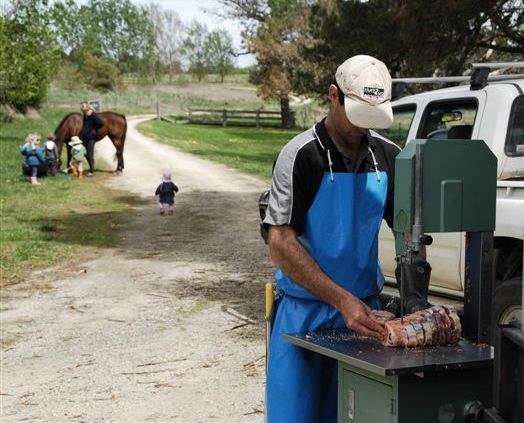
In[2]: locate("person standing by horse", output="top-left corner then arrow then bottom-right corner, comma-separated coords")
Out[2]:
80,102 -> 104,176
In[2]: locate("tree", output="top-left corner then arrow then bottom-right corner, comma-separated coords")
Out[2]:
225,0 -> 523,112
297,0 -> 524,97
183,20 -> 209,82
473,0 -> 524,55
221,0 -> 308,128
0,0 -> 60,111
91,0 -> 153,73
47,0 -> 83,60
389,0 -> 523,75
204,30 -> 235,82
147,3 -> 185,82
49,0 -> 154,74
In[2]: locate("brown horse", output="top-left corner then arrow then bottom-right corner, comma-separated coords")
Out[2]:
54,112 -> 127,173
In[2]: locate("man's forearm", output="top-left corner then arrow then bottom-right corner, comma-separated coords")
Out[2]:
268,226 -> 352,310
268,225 -> 387,339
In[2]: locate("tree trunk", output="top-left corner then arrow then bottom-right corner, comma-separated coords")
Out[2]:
280,96 -> 295,129
197,64 -> 204,82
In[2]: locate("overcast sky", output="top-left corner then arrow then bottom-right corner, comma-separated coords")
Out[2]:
132,0 -> 255,67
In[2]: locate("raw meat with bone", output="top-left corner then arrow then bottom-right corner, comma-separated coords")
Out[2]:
373,306 -> 461,347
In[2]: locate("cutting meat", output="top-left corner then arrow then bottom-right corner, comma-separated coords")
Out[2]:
373,306 -> 462,347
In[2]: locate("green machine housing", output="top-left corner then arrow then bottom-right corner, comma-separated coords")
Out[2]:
338,364 -> 492,422
393,139 -> 497,243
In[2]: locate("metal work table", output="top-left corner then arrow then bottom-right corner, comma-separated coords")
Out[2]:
283,328 -> 493,377
284,328 -> 494,422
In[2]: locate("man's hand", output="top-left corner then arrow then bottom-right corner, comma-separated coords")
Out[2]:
338,293 -> 387,340
268,225 -> 388,341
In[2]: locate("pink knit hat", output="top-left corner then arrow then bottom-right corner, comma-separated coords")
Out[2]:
162,172 -> 172,182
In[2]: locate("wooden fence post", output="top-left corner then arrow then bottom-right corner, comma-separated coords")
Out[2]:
256,110 -> 260,128
222,109 -> 227,126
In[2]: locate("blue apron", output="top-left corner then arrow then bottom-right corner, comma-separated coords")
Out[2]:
266,170 -> 388,423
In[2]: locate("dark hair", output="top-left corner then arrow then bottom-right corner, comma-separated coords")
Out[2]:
332,80 -> 345,105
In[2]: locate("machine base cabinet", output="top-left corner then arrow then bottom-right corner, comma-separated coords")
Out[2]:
338,364 -> 492,423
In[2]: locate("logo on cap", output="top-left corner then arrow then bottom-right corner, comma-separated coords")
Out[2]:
363,86 -> 385,99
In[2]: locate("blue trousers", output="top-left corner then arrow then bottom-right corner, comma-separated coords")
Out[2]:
265,294 -> 380,423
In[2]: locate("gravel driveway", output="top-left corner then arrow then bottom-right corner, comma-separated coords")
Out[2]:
1,117 -> 273,422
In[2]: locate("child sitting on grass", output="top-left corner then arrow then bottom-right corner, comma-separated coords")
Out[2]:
155,171 -> 179,215
20,133 -> 46,185
68,136 -> 87,178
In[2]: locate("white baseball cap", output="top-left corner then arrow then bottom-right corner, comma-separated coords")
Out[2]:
68,136 -> 82,146
335,55 -> 393,129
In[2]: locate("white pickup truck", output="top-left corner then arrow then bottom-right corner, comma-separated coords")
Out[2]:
377,71 -> 524,331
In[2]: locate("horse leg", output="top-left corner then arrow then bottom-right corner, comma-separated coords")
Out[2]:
64,144 -> 72,173
85,139 -> 96,174
57,141 -> 64,171
111,136 -> 124,173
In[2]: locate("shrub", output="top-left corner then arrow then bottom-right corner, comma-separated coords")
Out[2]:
54,61 -> 83,91
79,53 -> 126,92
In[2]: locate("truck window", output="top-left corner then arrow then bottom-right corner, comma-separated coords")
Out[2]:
506,95 -> 524,157
419,99 -> 477,140
376,104 -> 416,148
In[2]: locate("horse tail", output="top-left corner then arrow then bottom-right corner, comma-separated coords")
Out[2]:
121,114 -> 127,146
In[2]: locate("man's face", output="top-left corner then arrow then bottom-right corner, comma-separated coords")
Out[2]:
329,84 -> 368,137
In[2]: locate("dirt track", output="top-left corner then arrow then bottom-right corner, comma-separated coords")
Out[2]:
1,117 -> 273,422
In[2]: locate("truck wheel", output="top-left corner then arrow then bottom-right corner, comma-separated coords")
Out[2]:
491,276 -> 522,340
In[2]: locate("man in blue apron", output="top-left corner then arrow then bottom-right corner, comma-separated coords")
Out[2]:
263,55 -> 401,422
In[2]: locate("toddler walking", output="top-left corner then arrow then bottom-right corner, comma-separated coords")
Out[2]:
155,172 -> 179,215
20,133 -> 46,185
68,136 -> 87,178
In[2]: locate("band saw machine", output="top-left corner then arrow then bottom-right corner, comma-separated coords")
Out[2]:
284,138 -> 517,422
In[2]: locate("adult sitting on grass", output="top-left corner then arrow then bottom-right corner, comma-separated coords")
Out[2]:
20,133 -> 47,184
80,102 -> 104,176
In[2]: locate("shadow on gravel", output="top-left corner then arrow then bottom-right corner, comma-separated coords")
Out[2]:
23,188 -> 272,333
116,189 -> 273,328
112,195 -> 150,207
22,194 -> 149,248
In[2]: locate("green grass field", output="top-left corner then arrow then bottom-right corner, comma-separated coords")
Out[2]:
0,111 -> 139,286
46,72 -> 324,129
138,121 -> 301,182
46,73 -> 275,116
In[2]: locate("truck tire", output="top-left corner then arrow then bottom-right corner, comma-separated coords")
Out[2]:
491,276 -> 522,341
